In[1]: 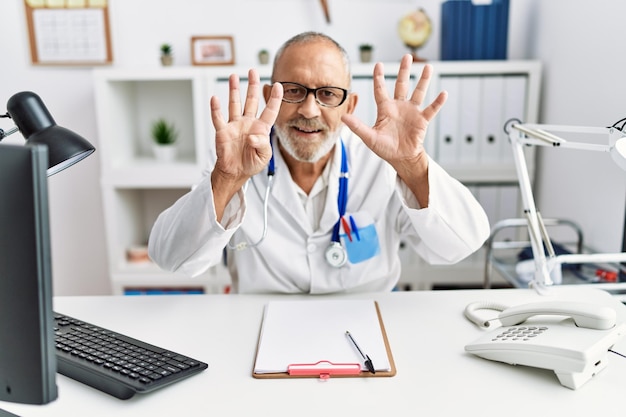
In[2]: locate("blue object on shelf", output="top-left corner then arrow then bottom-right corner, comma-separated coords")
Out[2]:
441,0 -> 510,60
123,287 -> 205,296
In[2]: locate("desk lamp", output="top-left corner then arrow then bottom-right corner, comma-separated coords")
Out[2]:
0,91 -> 95,406
508,121 -> 626,293
0,91 -> 95,176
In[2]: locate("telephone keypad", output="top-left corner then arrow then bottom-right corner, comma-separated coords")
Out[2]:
492,326 -> 548,341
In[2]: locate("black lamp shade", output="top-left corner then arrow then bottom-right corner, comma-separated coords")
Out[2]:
7,91 -> 95,175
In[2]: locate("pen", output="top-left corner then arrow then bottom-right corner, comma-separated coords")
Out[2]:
340,216 -> 352,242
345,330 -> 375,374
349,215 -> 360,241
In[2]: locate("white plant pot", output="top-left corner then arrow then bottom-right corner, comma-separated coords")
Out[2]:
153,144 -> 177,162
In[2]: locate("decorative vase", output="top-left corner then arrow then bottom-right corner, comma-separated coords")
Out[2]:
153,144 -> 177,162
258,50 -> 270,65
359,49 -> 373,63
160,55 -> 173,66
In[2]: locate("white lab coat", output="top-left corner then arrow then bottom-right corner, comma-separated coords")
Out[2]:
148,129 -> 490,294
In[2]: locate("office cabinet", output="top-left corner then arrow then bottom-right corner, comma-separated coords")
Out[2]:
94,61 -> 541,294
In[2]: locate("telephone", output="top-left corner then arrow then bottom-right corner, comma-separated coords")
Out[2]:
464,301 -> 626,389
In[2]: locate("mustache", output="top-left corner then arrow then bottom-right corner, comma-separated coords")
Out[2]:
287,118 -> 328,131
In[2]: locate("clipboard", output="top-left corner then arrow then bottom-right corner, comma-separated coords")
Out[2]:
252,299 -> 397,379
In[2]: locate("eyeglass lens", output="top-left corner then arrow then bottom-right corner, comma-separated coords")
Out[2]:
280,83 -> 347,107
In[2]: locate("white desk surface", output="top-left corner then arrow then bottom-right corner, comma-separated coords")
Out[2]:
2,287 -> 626,417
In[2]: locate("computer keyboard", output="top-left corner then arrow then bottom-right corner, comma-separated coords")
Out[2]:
53,312 -> 208,400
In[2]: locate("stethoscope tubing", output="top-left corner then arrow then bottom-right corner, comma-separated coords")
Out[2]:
228,132 -> 349,268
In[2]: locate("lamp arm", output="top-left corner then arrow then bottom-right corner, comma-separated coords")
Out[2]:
509,128 -> 554,291
0,126 -> 19,140
514,123 -> 623,152
0,112 -> 18,141
509,122 -> 626,294
554,252 -> 626,266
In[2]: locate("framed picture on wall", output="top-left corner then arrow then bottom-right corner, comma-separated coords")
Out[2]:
191,36 -> 235,66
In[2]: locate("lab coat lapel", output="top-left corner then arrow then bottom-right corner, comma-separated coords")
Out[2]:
318,142 -> 343,234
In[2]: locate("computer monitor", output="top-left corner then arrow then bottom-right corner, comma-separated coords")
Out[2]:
0,143 -> 57,405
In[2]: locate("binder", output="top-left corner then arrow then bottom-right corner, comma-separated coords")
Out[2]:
436,76 -> 461,165
479,75 -> 505,164
252,299 -> 396,379
458,76 -> 482,164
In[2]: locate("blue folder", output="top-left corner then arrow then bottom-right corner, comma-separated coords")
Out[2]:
441,0 -> 510,60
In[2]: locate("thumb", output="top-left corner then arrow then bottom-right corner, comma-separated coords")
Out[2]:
342,114 -> 375,145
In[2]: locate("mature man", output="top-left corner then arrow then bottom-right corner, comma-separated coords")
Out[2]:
148,32 -> 490,293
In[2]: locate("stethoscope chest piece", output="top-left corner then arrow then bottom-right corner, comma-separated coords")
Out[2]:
325,241 -> 347,268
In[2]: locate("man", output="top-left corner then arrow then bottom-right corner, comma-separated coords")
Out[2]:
148,32 -> 490,293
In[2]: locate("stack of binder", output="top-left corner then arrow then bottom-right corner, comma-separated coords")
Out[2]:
441,0 -> 510,60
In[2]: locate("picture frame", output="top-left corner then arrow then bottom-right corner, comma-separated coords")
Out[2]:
191,36 -> 235,66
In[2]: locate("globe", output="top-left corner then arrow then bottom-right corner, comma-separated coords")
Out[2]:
397,8 -> 432,62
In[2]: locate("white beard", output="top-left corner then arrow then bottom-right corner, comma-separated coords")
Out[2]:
274,124 -> 341,163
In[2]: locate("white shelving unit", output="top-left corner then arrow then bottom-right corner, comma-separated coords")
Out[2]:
93,60 -> 541,294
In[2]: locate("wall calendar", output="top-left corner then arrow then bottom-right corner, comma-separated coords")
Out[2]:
24,0 -> 113,65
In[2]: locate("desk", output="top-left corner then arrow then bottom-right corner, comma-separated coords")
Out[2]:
2,287 -> 626,417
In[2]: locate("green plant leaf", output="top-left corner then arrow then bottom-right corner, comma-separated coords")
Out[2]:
151,118 -> 178,144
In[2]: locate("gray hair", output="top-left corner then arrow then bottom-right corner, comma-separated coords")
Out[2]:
271,32 -> 352,86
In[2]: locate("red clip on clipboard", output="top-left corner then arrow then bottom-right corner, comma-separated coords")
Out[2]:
287,360 -> 361,379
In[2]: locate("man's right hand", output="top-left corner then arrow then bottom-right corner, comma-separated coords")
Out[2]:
210,69 -> 283,221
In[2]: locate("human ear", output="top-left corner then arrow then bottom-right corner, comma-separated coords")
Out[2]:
345,92 -> 358,115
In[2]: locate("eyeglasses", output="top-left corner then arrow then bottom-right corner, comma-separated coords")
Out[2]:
278,82 -> 349,108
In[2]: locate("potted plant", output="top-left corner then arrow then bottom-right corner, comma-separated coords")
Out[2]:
151,118 -> 178,162
160,43 -> 173,66
359,44 -> 373,63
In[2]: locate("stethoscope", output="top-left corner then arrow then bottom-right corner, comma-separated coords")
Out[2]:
228,131 -> 350,268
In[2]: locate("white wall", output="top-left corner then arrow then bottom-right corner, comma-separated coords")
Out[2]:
0,0 -> 623,295
529,0 -> 626,253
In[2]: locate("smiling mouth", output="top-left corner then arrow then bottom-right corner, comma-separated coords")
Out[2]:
293,126 -> 323,134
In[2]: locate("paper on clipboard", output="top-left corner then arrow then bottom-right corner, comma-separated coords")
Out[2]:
253,299 -> 393,376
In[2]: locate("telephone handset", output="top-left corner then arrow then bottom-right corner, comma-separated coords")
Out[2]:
497,301 -> 616,330
464,300 -> 626,389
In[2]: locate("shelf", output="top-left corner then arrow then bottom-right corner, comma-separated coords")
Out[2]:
102,187 -> 192,275
94,70 -> 210,177
102,159 -> 205,188
109,263 -> 231,296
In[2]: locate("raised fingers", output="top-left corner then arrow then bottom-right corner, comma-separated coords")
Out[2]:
210,95 -> 226,131
372,62 -> 390,107
227,73 -> 242,122
421,90 -> 448,122
409,63 -> 434,107
242,69 -> 260,118
393,54 -> 414,100
258,82 -> 283,128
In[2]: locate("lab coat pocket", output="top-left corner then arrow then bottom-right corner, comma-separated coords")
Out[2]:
339,211 -> 380,264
